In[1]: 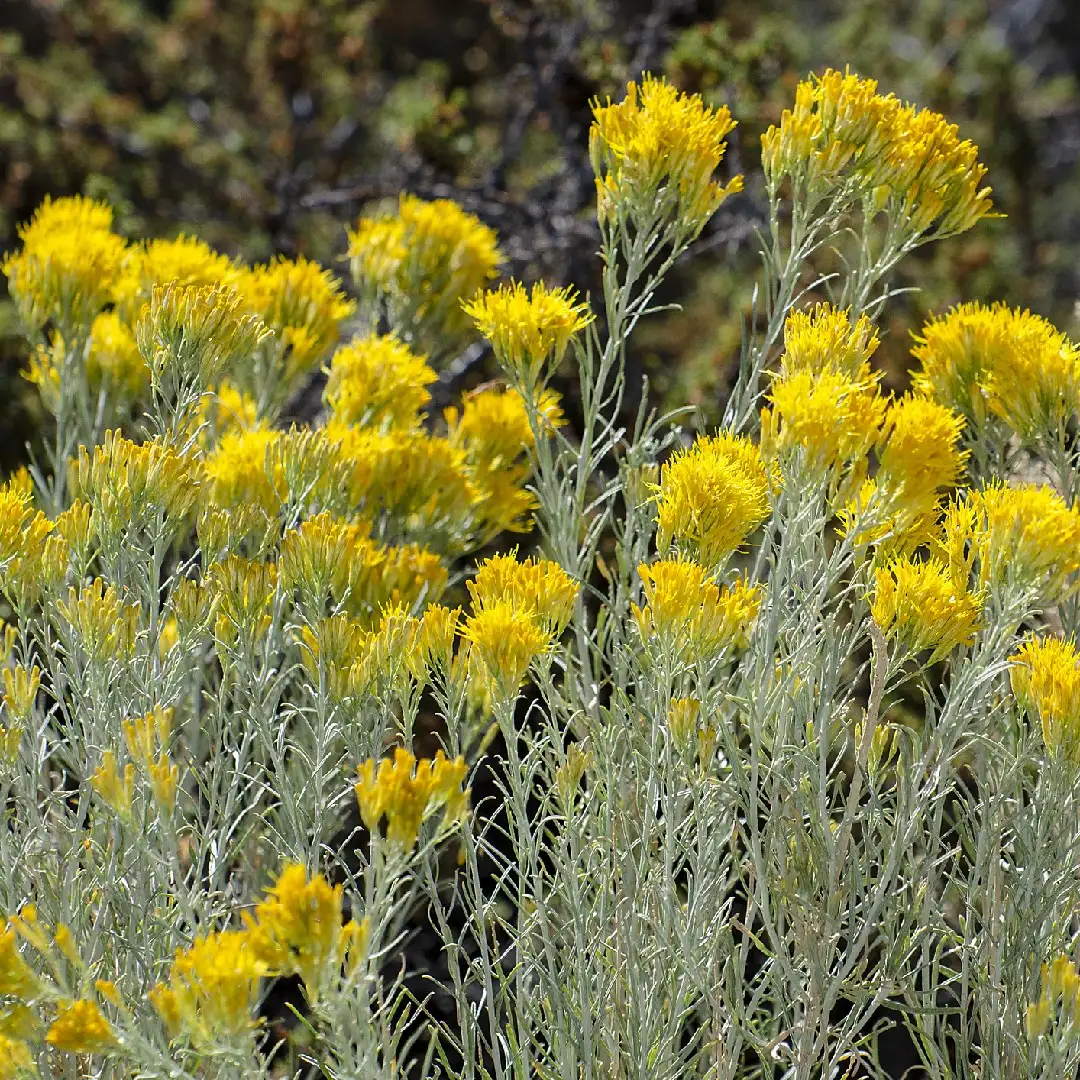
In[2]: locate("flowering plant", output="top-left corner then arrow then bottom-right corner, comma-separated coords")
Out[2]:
0,68 -> 1078,1080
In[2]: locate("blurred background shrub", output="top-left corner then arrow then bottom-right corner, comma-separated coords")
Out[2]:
2,0 -> 1078,466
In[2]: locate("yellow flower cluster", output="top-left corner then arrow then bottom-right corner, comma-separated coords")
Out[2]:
135,283 -> 270,392
1026,954 -> 1080,1038
463,281 -> 594,391
0,478 -> 68,611
779,304 -> 880,379
654,432 -> 771,567
355,747 -> 468,851
202,427 -> 347,515
299,603 -> 454,699
0,910 -> 121,1061
329,423 -> 479,538
844,395 -> 970,552
911,301 -> 1080,440
1011,636 -> 1080,766
56,579 -> 140,665
871,556 -> 982,662
590,74 -> 743,233
90,750 -> 136,817
243,864 -> 368,1002
152,862 -> 366,1046
446,386 -> 563,466
325,334 -> 437,430
6,196 -> 360,429
462,554 -> 579,699
122,706 -> 178,812
150,930 -> 266,1048
764,304 -> 885,498
761,366 -> 885,491
2,195 -> 127,330
87,310 -> 149,400
1,663 -> 39,732
0,1033 -> 33,1075
45,998 -> 117,1054
938,482 -> 1080,600
762,69 -> 992,238
279,512 -> 446,621
0,925 -> 42,1001
197,380 -> 261,444
237,255 -> 356,382
347,194 -> 502,354
207,555 -> 278,653
70,429 -> 200,540
112,234 -> 241,320
446,385 -> 563,538
876,396 -> 968,514
632,559 -> 762,660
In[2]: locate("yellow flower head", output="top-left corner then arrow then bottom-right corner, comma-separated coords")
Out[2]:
780,304 -> 880,379
446,385 -> 564,467
468,553 -> 579,638
207,555 -> 278,652
3,195 -> 126,330
762,70 -> 892,193
1011,636 -> 1080,766
0,506 -> 66,612
762,69 -> 992,238
45,998 -> 117,1054
150,930 -> 267,1048
324,334 -> 436,429
0,926 -> 41,1000
117,233 -> 235,291
23,331 -> 63,415
329,422 -> 478,538
590,74 -> 743,232
298,613 -> 369,700
1,665 -> 40,725
654,432 -> 771,567
87,310 -> 150,400
122,707 -> 174,768
90,751 -> 135,818
1026,953 -> 1080,1038
911,301 -> 1080,438
871,101 -> 995,237
56,579 -> 140,665
280,512 -> 446,620
463,281 -> 594,390
876,395 -> 967,514
136,283 -> 270,391
419,604 -> 461,673
348,194 -> 502,354
112,234 -> 239,318
237,256 -> 354,379
1011,636 -> 1080,767
18,195 -> 114,245
0,1033 -> 33,1075
196,380 -> 262,446
355,747 -> 469,851
243,863 -> 348,1002
761,367 -> 885,486
203,428 -> 281,512
463,600 -> 552,700
871,555 -> 982,662
70,430 -> 201,539
667,697 -> 703,748
939,482 -> 1080,600
632,559 -> 762,659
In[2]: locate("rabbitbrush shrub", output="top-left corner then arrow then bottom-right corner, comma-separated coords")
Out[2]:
1,68 -> 1080,1080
